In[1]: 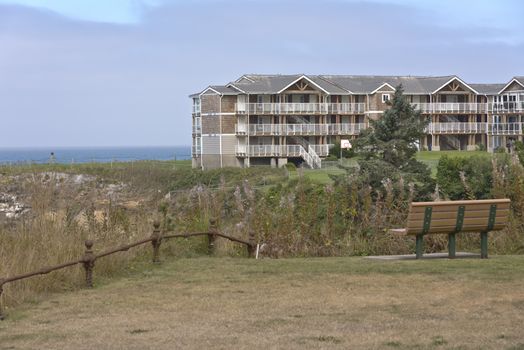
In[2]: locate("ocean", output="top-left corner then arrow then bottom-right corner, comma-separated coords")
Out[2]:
0,146 -> 192,164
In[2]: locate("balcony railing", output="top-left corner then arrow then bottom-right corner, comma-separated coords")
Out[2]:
488,102 -> 524,113
413,103 -> 487,114
328,123 -> 366,135
235,144 -> 330,157
192,106 -> 201,114
427,122 -> 486,134
191,146 -> 201,155
223,102 -> 524,115
236,103 -> 365,115
240,123 -> 366,136
192,125 -> 202,134
487,123 -> 524,135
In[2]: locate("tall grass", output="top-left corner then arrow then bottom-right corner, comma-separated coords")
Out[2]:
0,173 -> 155,312
2,156 -> 524,313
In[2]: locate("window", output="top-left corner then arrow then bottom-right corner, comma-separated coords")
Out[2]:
382,94 -> 390,103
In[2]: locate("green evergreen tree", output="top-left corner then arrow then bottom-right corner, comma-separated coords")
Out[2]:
353,85 -> 434,198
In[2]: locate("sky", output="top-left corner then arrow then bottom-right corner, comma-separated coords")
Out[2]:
0,0 -> 523,148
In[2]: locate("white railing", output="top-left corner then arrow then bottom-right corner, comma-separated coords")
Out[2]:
413,103 -> 487,114
235,124 -> 247,134
235,144 -> 329,167
192,105 -> 201,114
307,146 -> 321,168
230,101 -> 524,115
488,123 -> 524,135
488,102 -> 524,113
192,125 -> 201,134
427,122 -> 486,134
310,144 -> 331,157
191,146 -> 201,155
328,123 -> 366,135
328,103 -> 366,114
244,123 -> 365,136
236,103 -> 365,115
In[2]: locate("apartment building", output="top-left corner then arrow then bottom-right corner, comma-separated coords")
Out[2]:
190,74 -> 524,169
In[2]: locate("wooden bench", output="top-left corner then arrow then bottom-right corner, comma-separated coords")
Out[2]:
389,199 -> 511,259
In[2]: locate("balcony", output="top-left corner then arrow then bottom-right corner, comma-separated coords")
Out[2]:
235,144 -> 330,157
192,105 -> 201,115
236,123 -> 366,136
488,102 -> 524,114
192,125 -> 202,134
191,146 -> 201,156
236,103 -> 365,115
427,122 -> 486,134
413,103 -> 487,114
487,123 -> 524,135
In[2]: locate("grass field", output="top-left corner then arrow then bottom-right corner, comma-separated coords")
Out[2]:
1,256 -> 523,349
291,150 -> 492,184
0,150 -> 489,185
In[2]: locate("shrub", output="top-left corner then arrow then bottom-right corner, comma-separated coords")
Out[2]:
436,155 -> 493,200
284,162 -> 297,171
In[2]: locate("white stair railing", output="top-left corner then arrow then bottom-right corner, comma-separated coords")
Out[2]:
307,146 -> 321,169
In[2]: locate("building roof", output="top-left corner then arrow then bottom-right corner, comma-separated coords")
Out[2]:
469,83 -> 506,95
319,75 -> 456,94
189,85 -> 240,98
191,74 -> 513,96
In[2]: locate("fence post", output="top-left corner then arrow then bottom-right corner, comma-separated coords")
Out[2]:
151,221 -> 162,264
0,280 -> 4,320
247,230 -> 256,258
208,218 -> 217,255
83,240 -> 95,288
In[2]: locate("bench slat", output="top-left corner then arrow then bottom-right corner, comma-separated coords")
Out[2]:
409,202 -> 510,214
406,224 -> 506,235
410,199 -> 510,207
408,217 -> 508,230
408,209 -> 510,221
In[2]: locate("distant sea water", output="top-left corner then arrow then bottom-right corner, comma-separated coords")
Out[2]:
0,146 -> 192,164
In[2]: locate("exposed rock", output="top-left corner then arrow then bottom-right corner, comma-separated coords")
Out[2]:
0,192 -> 30,219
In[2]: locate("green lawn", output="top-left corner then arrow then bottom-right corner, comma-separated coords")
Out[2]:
416,150 -> 492,176
293,151 -> 493,184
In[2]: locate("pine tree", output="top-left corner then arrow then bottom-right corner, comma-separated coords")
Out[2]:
354,85 -> 434,198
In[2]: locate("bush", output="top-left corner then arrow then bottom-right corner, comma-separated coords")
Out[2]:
284,162 -> 297,171
436,155 -> 493,200
476,143 -> 487,151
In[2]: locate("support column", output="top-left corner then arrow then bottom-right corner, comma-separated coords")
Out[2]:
433,135 -> 440,151
448,233 -> 456,258
480,232 -> 488,259
467,115 -> 476,151
416,235 -> 424,259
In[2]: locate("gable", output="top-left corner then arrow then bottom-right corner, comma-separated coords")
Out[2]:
278,76 -> 329,94
375,84 -> 395,93
235,75 -> 255,83
432,77 -> 478,94
501,80 -> 524,93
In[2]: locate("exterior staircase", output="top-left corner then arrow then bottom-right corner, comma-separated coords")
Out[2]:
440,135 -> 461,150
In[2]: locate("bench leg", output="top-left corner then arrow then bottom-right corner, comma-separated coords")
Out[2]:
448,233 -> 456,259
480,231 -> 488,259
416,235 -> 424,259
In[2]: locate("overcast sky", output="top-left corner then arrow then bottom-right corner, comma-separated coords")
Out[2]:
0,0 -> 523,147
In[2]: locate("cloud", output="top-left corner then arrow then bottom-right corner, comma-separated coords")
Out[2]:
0,1 -> 522,147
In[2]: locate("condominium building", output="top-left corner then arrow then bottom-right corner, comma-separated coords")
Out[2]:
190,74 -> 524,169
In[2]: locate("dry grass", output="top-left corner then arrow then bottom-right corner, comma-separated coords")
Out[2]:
0,173 -> 158,311
1,256 -> 524,350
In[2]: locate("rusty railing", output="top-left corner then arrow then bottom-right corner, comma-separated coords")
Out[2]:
0,218 -> 256,320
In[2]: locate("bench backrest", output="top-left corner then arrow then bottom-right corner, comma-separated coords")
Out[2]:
405,199 -> 510,235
